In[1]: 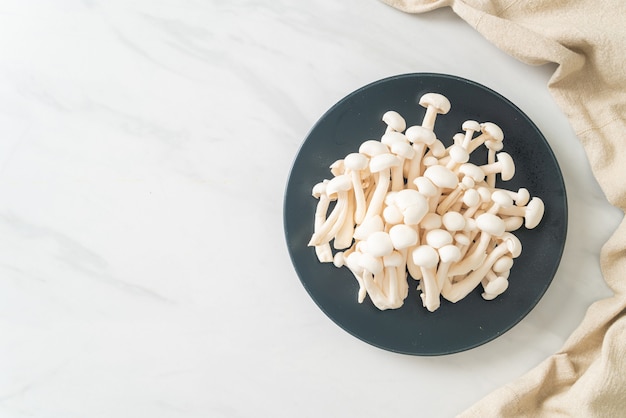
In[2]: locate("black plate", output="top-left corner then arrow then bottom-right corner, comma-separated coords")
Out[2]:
283,73 -> 567,355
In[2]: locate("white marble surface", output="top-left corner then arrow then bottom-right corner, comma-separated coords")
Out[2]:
0,1 -> 622,417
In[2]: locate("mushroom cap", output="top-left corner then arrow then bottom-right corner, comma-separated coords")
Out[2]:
462,188 -> 481,207
484,276 -> 509,297
442,211 -> 466,232
412,245 -> 439,268
493,255 -> 514,273
524,197 -> 545,229
405,125 -> 437,145
391,141 -> 415,159
477,186 -> 493,203
420,212 -> 442,230
448,144 -> 470,164
383,251 -> 404,267
359,140 -> 389,157
481,122 -> 504,142
491,190 -> 514,208
329,159 -> 344,176
476,213 -> 506,237
460,176 -> 475,189
370,153 -> 400,173
454,233 -> 470,246
344,153 -> 369,171
496,152 -> 515,181
426,229 -> 453,249
422,156 -> 439,167
366,231 -> 394,257
394,189 -> 427,211
384,191 -> 398,206
381,131 -> 409,147
515,188 -> 531,206
438,244 -> 462,263
359,252 -> 384,275
383,204 -> 404,225
462,120 -> 481,132
413,176 -> 438,197
485,139 -> 504,152
345,252 -> 364,275
501,232 -> 523,257
353,215 -> 384,241
453,133 -> 465,145
403,203 -> 429,225
389,224 -> 418,250
311,181 -> 327,198
326,174 -> 352,196
459,163 -> 486,182
424,165 -> 459,189
429,140 -> 447,158
333,252 -> 345,268
382,110 -> 406,133
419,93 -> 451,114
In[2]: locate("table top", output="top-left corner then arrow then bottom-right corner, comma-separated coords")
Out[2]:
0,1 -> 621,417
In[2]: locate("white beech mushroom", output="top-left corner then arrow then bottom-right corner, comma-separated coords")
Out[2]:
362,153 -> 400,221
311,180 -> 334,262
485,139 -> 504,188
405,125 -> 437,188
419,93 -> 451,131
498,196 -> 545,229
389,141 -> 415,191
467,122 -> 504,153
344,153 -> 369,225
478,152 -> 515,182
461,120 -> 481,149
412,245 -> 440,312
382,110 -> 406,134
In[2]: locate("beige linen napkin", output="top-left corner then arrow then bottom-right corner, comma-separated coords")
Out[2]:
382,0 -> 626,416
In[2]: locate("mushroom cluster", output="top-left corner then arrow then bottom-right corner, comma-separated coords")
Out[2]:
308,93 -> 545,312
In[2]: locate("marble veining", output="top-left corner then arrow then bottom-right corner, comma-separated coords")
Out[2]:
0,1 -> 622,417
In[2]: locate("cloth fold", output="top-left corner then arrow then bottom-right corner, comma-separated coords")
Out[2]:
381,0 -> 626,416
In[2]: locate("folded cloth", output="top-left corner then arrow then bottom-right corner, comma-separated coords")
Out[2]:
381,0 -> 626,416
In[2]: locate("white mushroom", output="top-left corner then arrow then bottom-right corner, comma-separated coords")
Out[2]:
467,122 -> 504,153
419,93 -> 451,131
389,223 -> 419,300
412,245 -> 440,312
436,244 -> 462,292
461,120 -> 481,149
485,139 -> 504,188
362,153 -> 400,222
390,141 -> 415,191
382,110 -> 406,134
311,180 -> 333,262
497,197 -> 545,229
344,153 -> 369,225
345,251 -> 367,303
404,125 -> 437,188
423,164 -> 459,212
383,251 -> 406,308
478,152 -> 515,182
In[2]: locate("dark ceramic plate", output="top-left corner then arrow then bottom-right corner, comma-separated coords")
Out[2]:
284,73 -> 567,355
